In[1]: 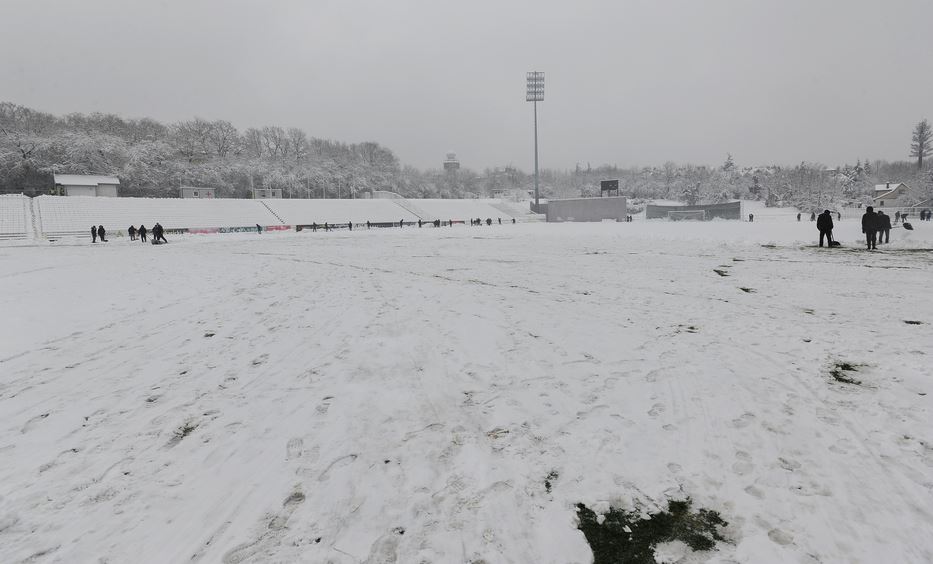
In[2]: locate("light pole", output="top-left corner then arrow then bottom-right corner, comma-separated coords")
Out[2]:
526,71 -> 544,208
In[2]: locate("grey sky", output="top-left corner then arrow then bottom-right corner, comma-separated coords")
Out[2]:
2,0 -> 932,171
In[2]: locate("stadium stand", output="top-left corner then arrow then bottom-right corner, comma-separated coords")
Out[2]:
260,198 -> 419,225
34,196 -> 281,239
414,199 -> 517,222
14,195 -> 542,240
0,194 -> 31,240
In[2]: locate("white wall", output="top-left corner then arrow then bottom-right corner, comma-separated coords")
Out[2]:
97,184 -> 119,197
64,186 -> 96,197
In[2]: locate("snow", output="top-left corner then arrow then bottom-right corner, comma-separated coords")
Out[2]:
2,220 -> 933,563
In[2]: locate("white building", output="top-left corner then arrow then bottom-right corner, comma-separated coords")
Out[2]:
180,186 -> 215,199
53,174 -> 120,197
252,188 -> 282,199
873,182 -> 909,208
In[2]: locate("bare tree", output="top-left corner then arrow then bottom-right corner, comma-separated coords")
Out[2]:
287,128 -> 308,165
208,120 -> 238,158
910,118 -> 931,169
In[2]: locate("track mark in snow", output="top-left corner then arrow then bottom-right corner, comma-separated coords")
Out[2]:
20,412 -> 50,433
768,528 -> 794,546
403,422 -> 443,441
318,454 -> 358,481
286,437 -> 303,460
730,412 -> 756,428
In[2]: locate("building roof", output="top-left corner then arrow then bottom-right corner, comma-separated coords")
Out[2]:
180,185 -> 214,190
53,174 -> 120,186
874,183 -> 905,192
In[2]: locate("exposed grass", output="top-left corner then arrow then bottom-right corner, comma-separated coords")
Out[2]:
904,320 -> 923,325
576,498 -> 728,564
545,470 -> 559,493
739,287 -> 756,293
713,269 -> 730,277
829,361 -> 862,385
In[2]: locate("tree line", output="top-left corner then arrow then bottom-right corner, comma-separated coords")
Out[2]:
1,101 -> 931,210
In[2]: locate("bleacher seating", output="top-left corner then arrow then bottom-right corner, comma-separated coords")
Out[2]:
7,195 -> 543,241
35,196 -> 281,239
0,194 -> 31,240
414,199 -> 517,222
260,198 -> 419,225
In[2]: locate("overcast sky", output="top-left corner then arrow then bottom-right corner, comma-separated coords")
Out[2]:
2,0 -> 932,171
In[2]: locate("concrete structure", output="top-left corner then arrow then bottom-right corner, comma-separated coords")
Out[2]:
443,152 -> 460,171
645,201 -> 742,220
53,174 -> 119,197
873,183 -> 909,208
546,196 -> 627,222
180,186 -> 216,199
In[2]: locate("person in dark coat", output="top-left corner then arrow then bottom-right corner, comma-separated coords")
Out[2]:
311,222 -> 317,232
877,210 -> 892,244
498,217 -> 502,225
837,211 -> 841,221
418,219 -> 423,228
98,225 -> 107,242
861,206 -> 879,250
154,223 -> 168,243
348,221 -> 353,231
128,225 -> 137,241
810,211 -> 816,221
895,211 -> 901,224
486,218 -> 492,226
748,213 -> 754,222
512,218 -> 516,224
256,224 -> 262,234
817,209 -> 834,247
366,220 -> 371,229
400,219 -> 404,228
797,213 -> 801,221
91,225 -> 97,243
138,225 -> 148,242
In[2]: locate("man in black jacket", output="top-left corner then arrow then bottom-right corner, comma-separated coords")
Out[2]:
877,210 -> 892,244
817,210 -> 834,247
861,206 -> 879,250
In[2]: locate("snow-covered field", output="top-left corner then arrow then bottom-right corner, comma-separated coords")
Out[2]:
2,220 -> 932,563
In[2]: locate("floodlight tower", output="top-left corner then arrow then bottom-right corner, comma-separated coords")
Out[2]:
526,71 -> 544,208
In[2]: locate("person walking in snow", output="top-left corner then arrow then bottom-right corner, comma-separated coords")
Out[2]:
256,224 -> 262,234
91,225 -> 97,243
878,210 -> 892,244
348,221 -> 353,231
128,225 -> 137,241
797,213 -> 801,222
895,210 -> 901,224
862,206 -> 879,250
817,209 -> 834,247
98,225 -> 107,242
837,211 -> 841,221
810,211 -> 816,221
138,225 -> 148,243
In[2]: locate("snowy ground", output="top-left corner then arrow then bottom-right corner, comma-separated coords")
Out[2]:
2,220 -> 932,563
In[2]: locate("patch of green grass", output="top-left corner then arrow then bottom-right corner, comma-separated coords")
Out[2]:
576,498 -> 728,564
829,362 -> 862,385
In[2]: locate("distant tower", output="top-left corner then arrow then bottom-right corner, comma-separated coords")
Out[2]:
443,152 -> 460,171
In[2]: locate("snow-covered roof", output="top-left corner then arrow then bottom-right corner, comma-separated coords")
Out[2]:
54,174 -> 120,186
874,183 -> 905,192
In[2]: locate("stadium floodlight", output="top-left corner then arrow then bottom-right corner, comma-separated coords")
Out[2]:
526,71 -> 544,208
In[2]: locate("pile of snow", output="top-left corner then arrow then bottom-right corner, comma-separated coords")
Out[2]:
2,221 -> 932,563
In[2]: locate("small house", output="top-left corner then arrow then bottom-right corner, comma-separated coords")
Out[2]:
872,182 -> 909,207
53,174 -> 120,197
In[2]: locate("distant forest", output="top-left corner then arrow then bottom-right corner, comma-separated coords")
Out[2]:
2,101 -> 931,210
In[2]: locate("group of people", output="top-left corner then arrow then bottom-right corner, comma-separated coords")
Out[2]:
815,206 -> 895,250
895,210 -> 932,223
94,223 -> 168,244
801,211 -> 842,222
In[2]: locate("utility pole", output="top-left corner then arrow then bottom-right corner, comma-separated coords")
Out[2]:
526,71 -> 544,209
